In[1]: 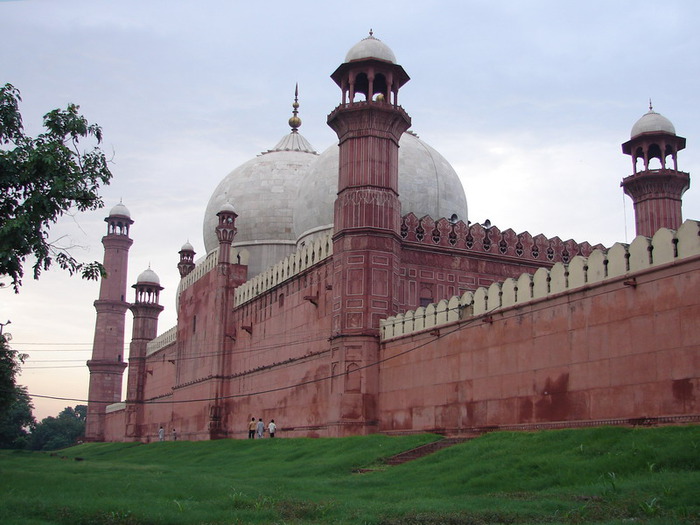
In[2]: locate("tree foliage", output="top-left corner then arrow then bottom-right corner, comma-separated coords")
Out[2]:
0,334 -> 35,449
0,333 -> 26,414
0,83 -> 112,292
29,404 -> 86,451
0,385 -> 35,449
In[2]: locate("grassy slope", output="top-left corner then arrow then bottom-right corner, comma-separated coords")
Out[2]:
1,426 -> 699,524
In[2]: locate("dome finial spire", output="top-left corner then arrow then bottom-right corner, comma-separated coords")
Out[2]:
288,83 -> 302,132
369,28 -> 373,37
649,98 -> 653,112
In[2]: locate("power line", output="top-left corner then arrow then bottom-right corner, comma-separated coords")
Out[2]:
12,342 -> 94,346
23,365 -> 86,370
19,311 -> 483,406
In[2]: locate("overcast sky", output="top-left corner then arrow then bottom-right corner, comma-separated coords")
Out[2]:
2,0 -> 699,421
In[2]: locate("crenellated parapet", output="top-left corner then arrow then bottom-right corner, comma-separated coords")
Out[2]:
400,213 -> 603,263
382,220 -> 700,340
178,246 -> 250,294
235,232 -> 333,305
146,325 -> 177,357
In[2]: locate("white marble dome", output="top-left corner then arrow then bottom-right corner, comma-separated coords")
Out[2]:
631,109 -> 676,138
293,131 -> 468,246
136,267 -> 160,285
109,202 -> 130,218
203,131 -> 318,276
345,32 -> 396,64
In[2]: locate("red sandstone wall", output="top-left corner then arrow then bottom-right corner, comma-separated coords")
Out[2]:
223,261 -> 335,437
399,246 -> 547,309
110,236 -> 698,442
378,256 -> 700,433
397,213 -> 601,311
124,260 -> 337,441
103,408 -> 125,439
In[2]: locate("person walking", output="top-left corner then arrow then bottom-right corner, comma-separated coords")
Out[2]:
172,428 -> 177,441
268,419 -> 276,438
255,418 -> 265,439
247,417 -> 256,439
158,426 -> 165,442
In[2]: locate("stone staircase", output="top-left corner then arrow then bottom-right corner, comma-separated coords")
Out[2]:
383,437 -> 471,466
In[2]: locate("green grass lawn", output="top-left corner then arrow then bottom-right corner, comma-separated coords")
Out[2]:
1,426 -> 699,524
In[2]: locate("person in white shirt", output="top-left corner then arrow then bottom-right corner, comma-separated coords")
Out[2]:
268,419 -> 276,438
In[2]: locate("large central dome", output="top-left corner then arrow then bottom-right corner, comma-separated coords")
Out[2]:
293,131 -> 468,246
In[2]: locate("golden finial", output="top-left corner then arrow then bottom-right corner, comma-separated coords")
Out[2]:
288,83 -> 302,132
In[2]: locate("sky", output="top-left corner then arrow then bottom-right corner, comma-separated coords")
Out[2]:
2,0 -> 699,421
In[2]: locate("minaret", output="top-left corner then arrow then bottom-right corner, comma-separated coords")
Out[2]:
177,241 -> 196,278
209,202 -> 241,438
621,102 -> 690,237
326,32 -> 411,435
124,267 -> 164,440
85,202 -> 133,441
216,202 -> 238,265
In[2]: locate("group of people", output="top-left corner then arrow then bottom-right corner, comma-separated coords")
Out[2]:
248,417 -> 276,439
156,420 -> 276,441
158,426 -> 176,441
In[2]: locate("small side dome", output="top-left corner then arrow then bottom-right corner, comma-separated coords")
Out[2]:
109,202 -> 131,218
136,267 -> 160,286
345,31 -> 396,64
218,201 -> 237,215
180,241 -> 195,252
631,106 -> 676,138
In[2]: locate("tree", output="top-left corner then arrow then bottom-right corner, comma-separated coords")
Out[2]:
0,333 -> 35,449
0,385 -> 35,449
29,404 -> 86,451
0,83 -> 112,292
0,333 -> 26,414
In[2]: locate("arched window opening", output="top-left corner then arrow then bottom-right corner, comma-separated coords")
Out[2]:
353,72 -> 369,101
372,73 -> 388,100
647,143 -> 663,170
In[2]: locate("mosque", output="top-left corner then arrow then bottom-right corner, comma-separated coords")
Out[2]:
85,33 -> 699,441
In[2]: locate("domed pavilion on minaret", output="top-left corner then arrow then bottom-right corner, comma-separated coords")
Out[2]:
86,33 -> 699,442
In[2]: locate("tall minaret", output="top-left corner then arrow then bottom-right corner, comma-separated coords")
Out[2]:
85,202 -> 133,441
621,103 -> 690,237
326,32 -> 411,435
209,202 -> 240,439
124,267 -> 163,440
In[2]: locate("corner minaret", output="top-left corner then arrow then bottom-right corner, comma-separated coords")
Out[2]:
209,201 -> 244,439
621,103 -> 690,237
124,267 -> 164,440
326,32 -> 411,436
178,241 -> 196,278
215,202 -> 238,265
328,31 -> 411,333
85,202 -> 134,441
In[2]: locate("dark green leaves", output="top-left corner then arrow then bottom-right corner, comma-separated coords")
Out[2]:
0,83 -> 112,291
